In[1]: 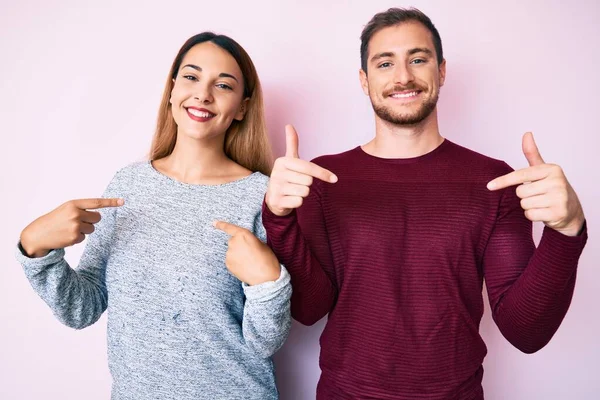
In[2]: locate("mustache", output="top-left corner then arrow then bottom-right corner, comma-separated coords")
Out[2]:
383,85 -> 426,97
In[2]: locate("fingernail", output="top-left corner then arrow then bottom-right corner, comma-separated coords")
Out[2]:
487,182 -> 496,190
212,221 -> 218,227
117,198 -> 125,206
330,175 -> 338,183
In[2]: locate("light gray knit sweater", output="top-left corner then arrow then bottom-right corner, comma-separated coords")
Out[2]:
16,161 -> 292,400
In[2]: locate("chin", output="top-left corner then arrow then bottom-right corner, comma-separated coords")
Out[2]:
178,128 -> 208,139
183,128 -> 225,142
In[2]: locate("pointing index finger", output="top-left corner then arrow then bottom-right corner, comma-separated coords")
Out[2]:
283,158 -> 338,183
487,165 -> 550,191
213,221 -> 247,236
73,198 -> 124,209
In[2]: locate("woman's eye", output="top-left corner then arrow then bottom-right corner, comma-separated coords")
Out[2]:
183,75 -> 197,81
216,83 -> 233,90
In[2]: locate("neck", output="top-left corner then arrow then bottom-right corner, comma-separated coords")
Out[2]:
363,109 -> 444,159
155,131 -> 234,184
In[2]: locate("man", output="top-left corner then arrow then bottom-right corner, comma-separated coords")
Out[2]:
262,7 -> 588,400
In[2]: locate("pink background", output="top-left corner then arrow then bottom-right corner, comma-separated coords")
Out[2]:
1,1 -> 598,399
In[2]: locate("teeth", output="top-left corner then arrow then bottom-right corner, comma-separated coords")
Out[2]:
188,109 -> 214,118
391,91 -> 419,98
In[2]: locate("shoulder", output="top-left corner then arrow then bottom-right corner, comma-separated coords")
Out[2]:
445,140 -> 514,177
310,147 -> 360,170
113,161 -> 149,178
103,161 -> 150,194
247,171 -> 269,188
225,171 -> 269,207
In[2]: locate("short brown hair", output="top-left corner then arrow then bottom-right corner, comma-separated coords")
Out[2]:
360,8 -> 444,72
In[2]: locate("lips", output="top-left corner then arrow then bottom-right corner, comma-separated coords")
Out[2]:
384,86 -> 425,99
185,107 -> 216,122
389,91 -> 420,99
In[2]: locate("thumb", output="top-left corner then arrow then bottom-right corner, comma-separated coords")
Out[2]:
522,132 -> 545,166
285,124 -> 300,158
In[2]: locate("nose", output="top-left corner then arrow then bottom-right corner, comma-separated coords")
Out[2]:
194,83 -> 214,104
394,63 -> 415,86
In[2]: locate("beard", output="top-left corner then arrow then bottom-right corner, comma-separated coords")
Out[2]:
371,84 -> 439,126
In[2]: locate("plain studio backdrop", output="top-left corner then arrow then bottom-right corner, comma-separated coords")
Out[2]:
1,0 -> 598,399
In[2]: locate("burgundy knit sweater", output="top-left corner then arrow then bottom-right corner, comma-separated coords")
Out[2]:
262,139 -> 587,400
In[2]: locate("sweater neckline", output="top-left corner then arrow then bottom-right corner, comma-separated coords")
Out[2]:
146,160 -> 261,189
355,138 -> 450,164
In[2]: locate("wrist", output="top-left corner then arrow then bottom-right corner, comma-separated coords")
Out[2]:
556,212 -> 586,237
248,263 -> 281,286
266,202 -> 292,217
20,230 -> 48,258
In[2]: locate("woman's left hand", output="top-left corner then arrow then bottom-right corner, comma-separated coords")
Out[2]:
213,221 -> 281,285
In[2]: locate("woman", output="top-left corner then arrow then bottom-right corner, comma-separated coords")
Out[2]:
16,32 -> 291,400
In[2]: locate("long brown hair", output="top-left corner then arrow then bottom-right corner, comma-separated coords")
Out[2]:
150,32 -> 272,175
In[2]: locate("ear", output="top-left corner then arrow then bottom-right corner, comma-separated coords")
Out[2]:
234,97 -> 250,121
438,59 -> 447,87
359,68 -> 369,96
169,78 -> 175,104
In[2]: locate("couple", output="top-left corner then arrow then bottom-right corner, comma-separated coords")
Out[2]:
16,7 -> 587,400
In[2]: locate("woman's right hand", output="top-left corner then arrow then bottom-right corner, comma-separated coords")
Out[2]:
20,198 -> 124,258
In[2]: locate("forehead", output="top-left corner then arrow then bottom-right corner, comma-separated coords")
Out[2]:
180,42 -> 242,77
368,21 -> 435,58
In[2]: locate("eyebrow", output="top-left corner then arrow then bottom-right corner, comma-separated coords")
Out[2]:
370,52 -> 395,63
181,64 -> 239,82
408,48 -> 433,56
370,48 -> 433,63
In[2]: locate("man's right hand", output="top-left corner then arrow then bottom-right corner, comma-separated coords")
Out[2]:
20,198 -> 124,258
265,125 -> 338,217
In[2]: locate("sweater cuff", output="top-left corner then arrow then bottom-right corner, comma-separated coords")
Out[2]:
243,265 -> 291,302
261,198 -> 298,230
15,242 -> 65,269
533,223 -> 588,281
541,222 -> 588,251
